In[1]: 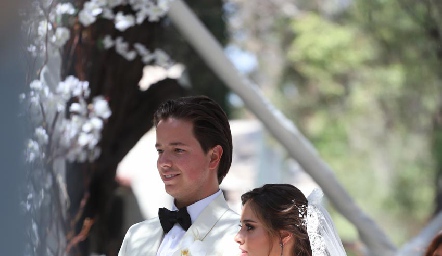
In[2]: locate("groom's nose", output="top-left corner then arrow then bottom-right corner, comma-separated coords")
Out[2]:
157,151 -> 172,169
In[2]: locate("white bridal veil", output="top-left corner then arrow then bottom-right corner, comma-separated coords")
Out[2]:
306,188 -> 347,256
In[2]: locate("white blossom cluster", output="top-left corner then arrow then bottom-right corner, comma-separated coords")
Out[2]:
24,76 -> 111,163
102,35 -> 172,66
25,0 -> 173,58
24,2 -> 76,57
79,0 -> 174,30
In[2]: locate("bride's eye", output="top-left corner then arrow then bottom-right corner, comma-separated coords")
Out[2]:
245,224 -> 254,231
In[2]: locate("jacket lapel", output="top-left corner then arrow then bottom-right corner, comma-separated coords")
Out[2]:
180,193 -> 229,242
126,218 -> 164,256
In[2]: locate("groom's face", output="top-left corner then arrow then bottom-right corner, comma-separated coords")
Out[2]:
155,117 -> 219,207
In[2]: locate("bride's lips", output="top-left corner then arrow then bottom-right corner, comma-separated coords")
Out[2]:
239,249 -> 247,256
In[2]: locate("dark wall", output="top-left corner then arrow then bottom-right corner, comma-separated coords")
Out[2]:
0,1 -> 27,254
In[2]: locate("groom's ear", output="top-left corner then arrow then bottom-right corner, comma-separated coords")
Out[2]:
280,230 -> 293,245
208,145 -> 223,170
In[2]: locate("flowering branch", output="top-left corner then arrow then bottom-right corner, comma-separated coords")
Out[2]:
20,0 -> 179,255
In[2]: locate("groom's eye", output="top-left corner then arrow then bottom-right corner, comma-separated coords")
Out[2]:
174,148 -> 185,153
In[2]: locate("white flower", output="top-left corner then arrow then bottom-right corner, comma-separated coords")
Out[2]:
114,37 -> 137,60
135,7 -> 149,24
69,102 -> 86,115
87,134 -> 100,149
67,146 -> 87,162
108,0 -> 124,8
41,86 -> 52,99
71,81 -> 90,98
27,139 -> 41,162
92,96 -> 111,119
57,102 -> 66,112
35,127 -> 49,145
115,12 -> 135,31
79,9 -> 97,27
103,35 -> 114,49
57,78 -> 73,99
115,36 -> 129,54
92,0 -> 108,7
60,116 -> 84,146
134,43 -> 150,56
167,64 -> 185,79
124,50 -> 137,61
30,80 -> 43,91
29,93 -> 40,106
129,0 -> 145,11
55,3 -> 76,16
139,65 -> 168,89
57,76 -> 90,99
142,53 -> 155,64
78,132 -> 92,146
82,122 -> 93,133
52,27 -> 71,47
147,4 -> 167,22
27,45 -> 37,55
84,1 -> 103,16
158,0 -> 173,11
154,49 -> 170,67
102,8 -> 115,19
90,117 -> 104,130
38,21 -> 50,37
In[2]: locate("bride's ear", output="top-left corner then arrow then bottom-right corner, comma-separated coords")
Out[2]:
280,230 -> 293,245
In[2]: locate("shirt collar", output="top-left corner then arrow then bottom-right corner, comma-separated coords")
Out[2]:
172,190 -> 222,223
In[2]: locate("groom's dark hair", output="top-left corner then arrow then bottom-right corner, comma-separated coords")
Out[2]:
153,95 -> 233,184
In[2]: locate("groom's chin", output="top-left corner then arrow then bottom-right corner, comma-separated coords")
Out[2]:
164,184 -> 179,198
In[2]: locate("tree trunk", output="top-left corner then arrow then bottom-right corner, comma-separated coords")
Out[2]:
61,0 -> 227,254
433,104 -> 442,215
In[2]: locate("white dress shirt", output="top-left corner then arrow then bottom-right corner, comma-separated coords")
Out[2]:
156,190 -> 222,256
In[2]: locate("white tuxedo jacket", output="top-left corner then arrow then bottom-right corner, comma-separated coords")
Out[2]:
118,193 -> 240,256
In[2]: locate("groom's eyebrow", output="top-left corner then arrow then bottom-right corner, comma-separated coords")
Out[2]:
155,142 -> 186,148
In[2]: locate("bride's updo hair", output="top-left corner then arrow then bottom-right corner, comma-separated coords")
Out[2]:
424,231 -> 442,256
241,184 -> 312,256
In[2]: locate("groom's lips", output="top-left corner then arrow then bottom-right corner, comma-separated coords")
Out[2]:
162,173 -> 180,182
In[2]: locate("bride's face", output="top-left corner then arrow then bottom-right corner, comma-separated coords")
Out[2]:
234,202 -> 281,256
433,244 -> 442,256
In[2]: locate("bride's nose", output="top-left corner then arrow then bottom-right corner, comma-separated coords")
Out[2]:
234,231 -> 244,245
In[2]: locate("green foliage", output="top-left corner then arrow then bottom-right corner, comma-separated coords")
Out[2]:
269,0 -> 441,246
288,13 -> 375,86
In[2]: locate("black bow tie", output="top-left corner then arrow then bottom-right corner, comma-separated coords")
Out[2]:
158,207 -> 192,233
